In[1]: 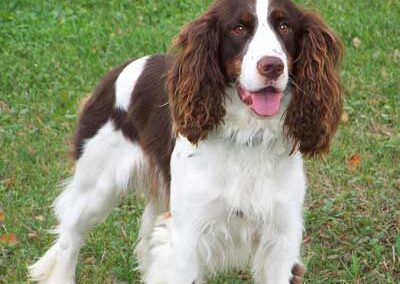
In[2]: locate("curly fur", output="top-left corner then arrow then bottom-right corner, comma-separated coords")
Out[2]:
285,11 -> 344,156
167,8 -> 226,144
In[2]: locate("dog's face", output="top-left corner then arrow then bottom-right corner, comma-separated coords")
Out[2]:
219,0 -> 302,117
168,0 -> 343,155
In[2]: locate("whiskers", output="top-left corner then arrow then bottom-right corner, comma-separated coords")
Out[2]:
158,102 -> 169,108
288,77 -> 307,96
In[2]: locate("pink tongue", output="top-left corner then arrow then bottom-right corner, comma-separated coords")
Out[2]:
246,90 -> 282,117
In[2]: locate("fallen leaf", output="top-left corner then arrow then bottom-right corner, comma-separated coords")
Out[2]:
84,257 -> 96,264
0,211 -> 4,222
393,49 -> 400,60
3,178 -> 15,189
28,232 -> 38,240
340,111 -> 350,124
27,146 -> 37,156
35,215 -> 45,222
0,233 -> 18,246
352,37 -> 361,48
303,234 -> 311,244
0,100 -> 10,112
395,179 -> 400,190
347,154 -> 362,171
381,68 -> 388,79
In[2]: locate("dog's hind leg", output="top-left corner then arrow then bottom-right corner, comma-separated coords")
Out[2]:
134,200 -> 166,277
29,121 -> 145,284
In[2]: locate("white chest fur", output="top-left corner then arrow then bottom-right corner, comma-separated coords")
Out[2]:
170,136 -> 306,223
169,136 -> 306,276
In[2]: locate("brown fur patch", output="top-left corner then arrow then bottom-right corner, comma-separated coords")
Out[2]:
225,57 -> 242,79
290,263 -> 306,284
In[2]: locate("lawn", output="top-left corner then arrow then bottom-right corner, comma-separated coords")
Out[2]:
0,0 -> 399,283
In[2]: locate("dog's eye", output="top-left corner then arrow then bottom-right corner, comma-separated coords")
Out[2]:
279,22 -> 291,34
232,24 -> 247,36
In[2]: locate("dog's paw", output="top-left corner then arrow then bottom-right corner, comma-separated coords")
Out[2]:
29,243 -> 75,284
290,263 -> 306,284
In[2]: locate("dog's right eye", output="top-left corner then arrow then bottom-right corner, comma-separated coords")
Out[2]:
231,24 -> 247,36
279,22 -> 292,35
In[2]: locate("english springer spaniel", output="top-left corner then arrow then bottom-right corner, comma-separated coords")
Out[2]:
30,0 -> 343,283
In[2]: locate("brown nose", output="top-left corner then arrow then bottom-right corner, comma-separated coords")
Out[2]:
257,56 -> 284,80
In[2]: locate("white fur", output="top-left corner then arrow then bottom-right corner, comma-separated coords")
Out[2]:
115,56 -> 149,110
144,215 -> 175,284
241,0 -> 289,92
135,201 -> 166,276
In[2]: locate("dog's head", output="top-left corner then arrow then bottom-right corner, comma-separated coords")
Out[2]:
167,0 -> 343,155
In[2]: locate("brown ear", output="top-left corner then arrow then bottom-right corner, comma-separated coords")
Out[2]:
285,11 -> 344,156
167,9 -> 225,144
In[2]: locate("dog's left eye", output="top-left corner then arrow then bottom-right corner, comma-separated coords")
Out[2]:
279,22 -> 291,34
232,24 -> 247,36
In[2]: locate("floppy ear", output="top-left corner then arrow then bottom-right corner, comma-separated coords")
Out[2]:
167,9 -> 226,144
285,11 -> 344,156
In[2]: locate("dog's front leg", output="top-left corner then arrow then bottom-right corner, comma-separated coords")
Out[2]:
252,201 -> 304,284
170,208 -> 205,284
145,204 -> 206,284
158,139 -> 226,284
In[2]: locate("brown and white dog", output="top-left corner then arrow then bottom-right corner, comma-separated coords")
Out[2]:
30,0 -> 343,283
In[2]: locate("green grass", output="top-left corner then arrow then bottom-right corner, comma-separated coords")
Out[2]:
0,0 -> 399,283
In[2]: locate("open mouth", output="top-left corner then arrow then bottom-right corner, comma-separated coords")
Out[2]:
236,84 -> 283,117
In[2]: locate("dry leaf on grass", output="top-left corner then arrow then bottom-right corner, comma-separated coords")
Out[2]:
28,232 -> 38,240
347,154 -> 362,171
3,178 -> 16,189
84,257 -> 96,264
340,111 -> 350,124
303,233 -> 311,244
0,233 -> 18,246
35,215 -> 45,222
395,179 -> 400,190
0,100 -> 10,112
393,49 -> 400,60
352,37 -> 362,48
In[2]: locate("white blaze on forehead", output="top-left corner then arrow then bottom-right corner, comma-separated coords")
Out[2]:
256,0 -> 270,27
240,0 -> 288,92
254,0 -> 284,56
